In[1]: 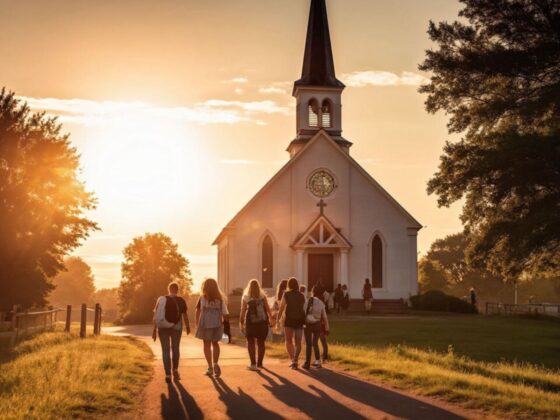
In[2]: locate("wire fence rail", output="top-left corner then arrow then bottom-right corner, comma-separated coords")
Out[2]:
0,303 -> 103,347
486,302 -> 560,317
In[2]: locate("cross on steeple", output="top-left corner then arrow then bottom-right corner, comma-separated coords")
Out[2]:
317,199 -> 327,215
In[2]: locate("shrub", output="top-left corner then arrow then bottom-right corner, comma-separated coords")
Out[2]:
410,290 -> 477,313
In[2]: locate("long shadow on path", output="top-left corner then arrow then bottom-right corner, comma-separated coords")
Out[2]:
291,368 -> 466,420
211,377 -> 283,419
259,368 -> 368,419
161,381 -> 204,420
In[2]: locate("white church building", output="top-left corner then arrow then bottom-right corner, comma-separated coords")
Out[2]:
213,0 -> 422,303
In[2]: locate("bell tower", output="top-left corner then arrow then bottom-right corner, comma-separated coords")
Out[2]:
288,0 -> 352,158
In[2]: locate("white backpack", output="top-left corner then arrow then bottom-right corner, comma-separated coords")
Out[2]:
154,296 -> 175,329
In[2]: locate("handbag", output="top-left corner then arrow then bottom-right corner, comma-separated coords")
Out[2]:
305,298 -> 319,324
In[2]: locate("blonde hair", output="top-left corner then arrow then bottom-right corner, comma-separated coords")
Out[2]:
243,279 -> 265,300
201,278 -> 224,302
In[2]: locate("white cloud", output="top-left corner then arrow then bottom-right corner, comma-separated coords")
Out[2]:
259,86 -> 286,94
20,96 -> 288,126
201,99 -> 289,115
222,77 -> 249,84
234,87 -> 245,95
341,71 -> 428,87
259,81 -> 291,95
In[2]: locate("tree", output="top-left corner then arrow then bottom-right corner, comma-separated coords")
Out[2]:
419,233 -> 506,300
419,0 -> 560,278
0,89 -> 98,310
93,288 -> 119,322
49,257 -> 96,308
118,233 -> 192,323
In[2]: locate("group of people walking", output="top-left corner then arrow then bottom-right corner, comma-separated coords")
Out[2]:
153,277 -> 378,382
274,277 -> 330,370
153,277 -> 337,382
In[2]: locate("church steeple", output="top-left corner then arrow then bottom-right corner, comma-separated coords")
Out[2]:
295,0 -> 345,89
288,0 -> 351,158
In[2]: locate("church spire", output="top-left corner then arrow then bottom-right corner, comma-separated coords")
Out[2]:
288,0 -> 351,158
295,0 -> 344,89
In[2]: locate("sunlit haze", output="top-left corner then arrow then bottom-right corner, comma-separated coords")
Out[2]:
0,0 -> 464,290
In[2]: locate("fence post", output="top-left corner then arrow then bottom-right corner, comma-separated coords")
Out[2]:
98,307 -> 102,334
10,305 -> 19,347
65,305 -> 72,332
93,303 -> 100,336
80,304 -> 87,338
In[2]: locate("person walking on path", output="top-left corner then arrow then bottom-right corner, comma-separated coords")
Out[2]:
363,278 -> 373,312
303,286 -> 330,370
272,279 -> 288,337
195,278 -> 229,378
152,282 -> 190,383
239,279 -> 274,371
277,277 -> 306,369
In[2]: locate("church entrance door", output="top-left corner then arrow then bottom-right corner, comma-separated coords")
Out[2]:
307,254 -> 334,292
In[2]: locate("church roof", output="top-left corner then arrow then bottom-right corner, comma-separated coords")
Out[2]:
294,0 -> 345,90
212,130 -> 422,245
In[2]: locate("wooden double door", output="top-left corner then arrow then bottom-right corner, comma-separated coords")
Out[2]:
307,253 -> 334,292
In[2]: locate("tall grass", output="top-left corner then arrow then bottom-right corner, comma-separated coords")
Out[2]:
0,331 -> 153,420
267,342 -> 560,418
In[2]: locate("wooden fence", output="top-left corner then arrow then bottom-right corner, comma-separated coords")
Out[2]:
486,302 -> 560,317
0,303 -> 103,347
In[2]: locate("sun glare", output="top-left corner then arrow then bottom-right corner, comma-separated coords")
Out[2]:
79,113 -> 206,225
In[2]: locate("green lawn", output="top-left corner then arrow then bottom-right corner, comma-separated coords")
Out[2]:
327,314 -> 560,369
0,330 -> 153,419
268,314 -> 560,418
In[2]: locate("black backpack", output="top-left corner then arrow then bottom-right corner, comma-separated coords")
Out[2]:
165,296 -> 181,324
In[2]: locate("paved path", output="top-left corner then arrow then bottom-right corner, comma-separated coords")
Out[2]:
107,325 -> 473,420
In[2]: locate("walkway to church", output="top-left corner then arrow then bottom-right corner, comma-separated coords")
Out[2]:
107,325 -> 470,420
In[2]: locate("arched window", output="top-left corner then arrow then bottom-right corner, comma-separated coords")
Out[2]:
262,235 -> 274,288
308,99 -> 319,127
371,235 -> 383,288
321,100 -> 332,128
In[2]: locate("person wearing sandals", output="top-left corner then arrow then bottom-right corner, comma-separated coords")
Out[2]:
195,278 -> 229,378
303,285 -> 330,370
276,277 -> 305,369
239,279 -> 274,371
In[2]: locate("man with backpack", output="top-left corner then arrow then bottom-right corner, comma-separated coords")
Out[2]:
152,282 -> 190,383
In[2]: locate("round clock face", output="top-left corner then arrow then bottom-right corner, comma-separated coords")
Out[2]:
308,170 -> 336,198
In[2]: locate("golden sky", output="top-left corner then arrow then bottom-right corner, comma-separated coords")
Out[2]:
0,0 -> 464,290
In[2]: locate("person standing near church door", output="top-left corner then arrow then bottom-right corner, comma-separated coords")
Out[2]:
363,278 -> 373,312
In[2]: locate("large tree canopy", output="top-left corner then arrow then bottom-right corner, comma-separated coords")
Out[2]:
420,0 -> 560,277
49,256 -> 96,308
419,233 -> 505,297
419,232 -> 560,303
0,89 -> 98,310
118,233 -> 192,324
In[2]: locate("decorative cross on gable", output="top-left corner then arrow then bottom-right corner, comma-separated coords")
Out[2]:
317,199 -> 327,215
292,214 -> 352,250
